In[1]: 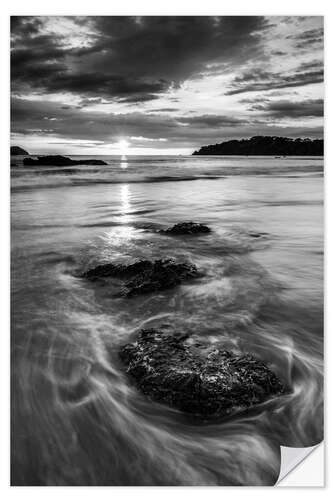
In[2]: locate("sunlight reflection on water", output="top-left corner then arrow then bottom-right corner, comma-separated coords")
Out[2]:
121,155 -> 128,169
120,184 -> 130,215
117,184 -> 133,235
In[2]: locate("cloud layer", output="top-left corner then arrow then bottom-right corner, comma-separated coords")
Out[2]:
11,16 -> 324,154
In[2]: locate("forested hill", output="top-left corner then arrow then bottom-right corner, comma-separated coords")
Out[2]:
192,136 -> 324,156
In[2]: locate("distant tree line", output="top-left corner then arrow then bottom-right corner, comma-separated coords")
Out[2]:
192,136 -> 324,156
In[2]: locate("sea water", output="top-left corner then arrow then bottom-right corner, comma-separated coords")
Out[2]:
11,155 -> 323,485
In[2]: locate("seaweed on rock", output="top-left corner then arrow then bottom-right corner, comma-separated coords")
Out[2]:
160,222 -> 211,235
120,329 -> 285,419
82,259 -> 200,296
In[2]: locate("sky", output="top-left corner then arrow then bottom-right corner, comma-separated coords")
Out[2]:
11,16 -> 324,155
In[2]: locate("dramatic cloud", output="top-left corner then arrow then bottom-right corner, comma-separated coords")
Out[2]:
176,115 -> 246,127
11,16 -> 269,102
11,96 -> 323,154
250,99 -> 323,118
10,16 -> 324,154
287,27 -> 324,49
225,68 -> 324,95
11,97 -> 247,141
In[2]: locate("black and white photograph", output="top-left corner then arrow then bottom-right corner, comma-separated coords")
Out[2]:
10,14 -> 324,486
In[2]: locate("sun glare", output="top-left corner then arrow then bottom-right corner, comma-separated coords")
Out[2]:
117,139 -> 130,156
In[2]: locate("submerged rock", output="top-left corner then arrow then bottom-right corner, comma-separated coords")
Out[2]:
160,222 -> 211,235
248,231 -> 268,239
23,155 -> 107,166
120,329 -> 285,419
82,259 -> 200,296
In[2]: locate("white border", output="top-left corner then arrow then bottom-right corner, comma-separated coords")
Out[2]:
1,0 -> 331,497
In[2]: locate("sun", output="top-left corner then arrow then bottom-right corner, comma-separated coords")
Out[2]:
117,139 -> 130,155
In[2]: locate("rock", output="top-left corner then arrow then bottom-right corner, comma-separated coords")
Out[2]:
120,329 -> 285,419
247,231 -> 269,239
82,259 -> 200,296
23,155 -> 107,166
11,146 -> 29,155
160,222 -> 211,235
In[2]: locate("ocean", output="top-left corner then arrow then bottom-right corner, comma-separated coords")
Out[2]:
11,154 -> 324,485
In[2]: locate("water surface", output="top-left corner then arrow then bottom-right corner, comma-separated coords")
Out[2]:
11,155 -> 323,485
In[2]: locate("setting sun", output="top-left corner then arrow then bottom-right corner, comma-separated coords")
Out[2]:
116,139 -> 129,156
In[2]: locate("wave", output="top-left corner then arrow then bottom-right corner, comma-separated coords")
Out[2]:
11,175 -> 224,192
12,238 -> 322,484
10,155 -> 323,192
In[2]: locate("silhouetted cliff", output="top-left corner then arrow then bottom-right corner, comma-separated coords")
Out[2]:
192,136 -> 324,156
11,146 -> 29,155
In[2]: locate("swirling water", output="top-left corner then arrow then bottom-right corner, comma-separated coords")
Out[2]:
11,155 -> 323,485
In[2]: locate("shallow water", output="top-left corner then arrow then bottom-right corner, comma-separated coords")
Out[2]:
11,155 -> 323,485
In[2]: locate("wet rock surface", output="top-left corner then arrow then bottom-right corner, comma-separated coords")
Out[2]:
120,329 -> 285,419
23,155 -> 107,166
160,222 -> 211,235
82,259 -> 200,297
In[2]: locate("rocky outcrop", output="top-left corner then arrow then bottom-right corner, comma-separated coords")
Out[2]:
193,136 -> 324,156
23,155 -> 107,166
82,259 -> 200,296
11,146 -> 29,155
120,329 -> 285,419
160,222 -> 211,235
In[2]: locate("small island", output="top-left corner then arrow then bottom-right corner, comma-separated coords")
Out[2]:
11,146 -> 29,155
23,155 -> 107,166
192,136 -> 324,156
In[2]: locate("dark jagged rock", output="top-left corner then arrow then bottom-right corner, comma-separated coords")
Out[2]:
120,329 -> 285,419
82,259 -> 200,296
160,222 -> 211,235
23,155 -> 107,166
11,146 -> 29,155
